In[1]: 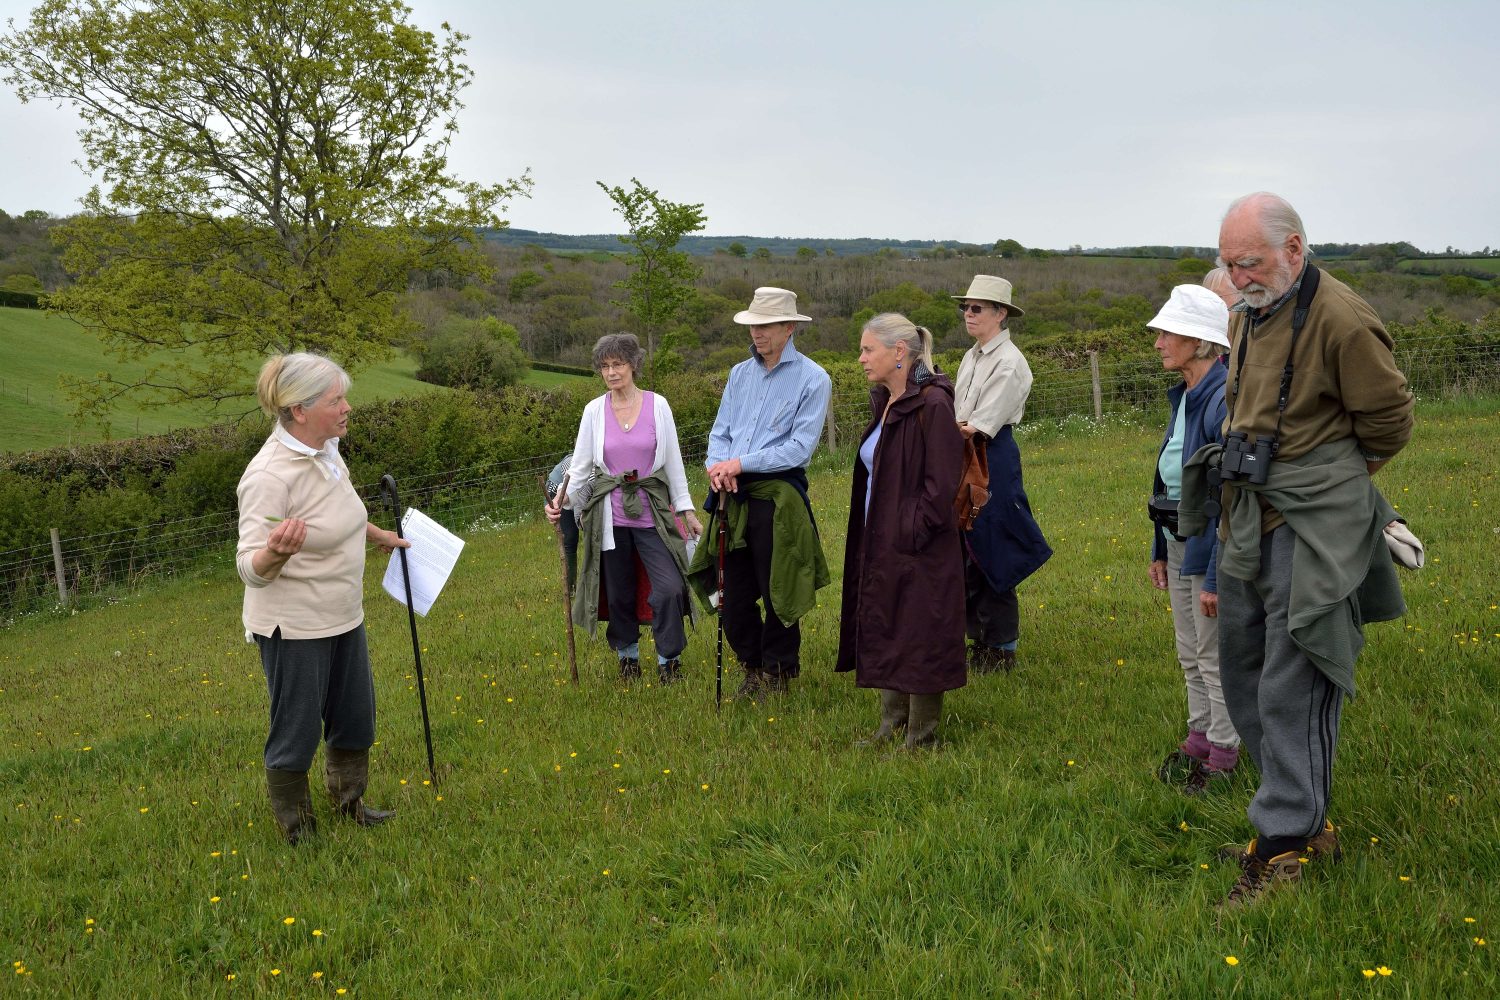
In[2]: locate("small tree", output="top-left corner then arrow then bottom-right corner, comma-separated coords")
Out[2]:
596,177 -> 707,387
2,0 -> 529,424
726,241 -> 748,258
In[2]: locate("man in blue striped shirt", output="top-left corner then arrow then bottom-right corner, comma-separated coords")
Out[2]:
705,287 -> 832,697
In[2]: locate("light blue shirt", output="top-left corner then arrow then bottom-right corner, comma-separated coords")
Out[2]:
706,338 -> 831,474
1157,399 -> 1186,544
859,422 -> 882,521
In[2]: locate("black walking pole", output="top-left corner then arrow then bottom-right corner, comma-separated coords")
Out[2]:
714,490 -> 727,713
543,473 -> 580,685
379,474 -> 437,788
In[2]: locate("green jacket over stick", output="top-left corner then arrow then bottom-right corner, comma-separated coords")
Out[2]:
1181,437 -> 1405,698
686,479 -> 830,627
572,468 -> 696,637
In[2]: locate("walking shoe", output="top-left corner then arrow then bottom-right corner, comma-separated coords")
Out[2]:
1157,748 -> 1205,785
1217,821 -> 1341,865
1217,849 -> 1302,912
1182,760 -> 1233,796
619,657 -> 642,681
657,659 -> 682,685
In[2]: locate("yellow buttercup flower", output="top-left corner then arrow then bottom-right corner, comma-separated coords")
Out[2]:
1224,956 -> 1239,966
283,916 -> 296,925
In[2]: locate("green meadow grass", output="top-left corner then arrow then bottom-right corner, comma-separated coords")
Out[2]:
2,400 -> 1496,997
0,307 -> 583,454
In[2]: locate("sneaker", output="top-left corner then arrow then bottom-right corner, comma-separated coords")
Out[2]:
1217,849 -> 1302,911
618,657 -> 642,681
1217,821 -> 1340,865
657,659 -> 682,685
1182,761 -> 1232,796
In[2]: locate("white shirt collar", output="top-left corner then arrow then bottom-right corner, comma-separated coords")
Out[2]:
274,423 -> 343,481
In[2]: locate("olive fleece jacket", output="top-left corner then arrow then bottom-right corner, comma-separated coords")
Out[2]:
1223,266 -> 1413,534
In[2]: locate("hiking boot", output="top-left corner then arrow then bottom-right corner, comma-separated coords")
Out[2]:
1182,760 -> 1233,796
761,672 -> 790,694
1217,849 -> 1302,912
968,645 -> 1013,675
734,668 -> 766,700
1217,821 -> 1341,865
657,659 -> 682,685
619,657 -> 642,681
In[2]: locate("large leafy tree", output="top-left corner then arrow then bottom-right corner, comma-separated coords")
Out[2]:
596,177 -> 706,388
1,0 -> 528,421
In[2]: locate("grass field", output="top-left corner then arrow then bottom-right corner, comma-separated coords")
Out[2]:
2,399 -> 1497,997
1396,257 -> 1500,276
0,307 -> 586,454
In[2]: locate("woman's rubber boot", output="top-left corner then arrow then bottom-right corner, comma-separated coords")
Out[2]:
266,768 -> 316,845
903,693 -> 944,749
858,689 -> 909,746
324,747 -> 395,827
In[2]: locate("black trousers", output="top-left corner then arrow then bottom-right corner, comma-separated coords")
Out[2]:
599,525 -> 688,660
964,556 -> 1018,648
559,508 -> 579,592
722,496 -> 801,676
254,623 -> 375,771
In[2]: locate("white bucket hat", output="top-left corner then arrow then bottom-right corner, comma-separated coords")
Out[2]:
733,287 -> 811,325
952,274 -> 1025,317
1147,284 -> 1230,348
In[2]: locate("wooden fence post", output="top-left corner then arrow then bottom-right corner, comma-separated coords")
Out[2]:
1088,350 -> 1102,422
824,406 -> 836,451
50,528 -> 69,606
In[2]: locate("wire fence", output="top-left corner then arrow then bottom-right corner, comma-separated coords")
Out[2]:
3,334 -> 1496,618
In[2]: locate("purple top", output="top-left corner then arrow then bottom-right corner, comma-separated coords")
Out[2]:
606,391 -> 657,529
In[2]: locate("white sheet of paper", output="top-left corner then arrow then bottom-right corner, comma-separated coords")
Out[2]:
382,508 -> 464,617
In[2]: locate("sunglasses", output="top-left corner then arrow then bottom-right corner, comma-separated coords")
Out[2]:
958,303 -> 990,315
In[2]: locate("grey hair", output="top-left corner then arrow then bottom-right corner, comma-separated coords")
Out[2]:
1202,266 -> 1235,297
862,312 -> 934,371
1191,338 -> 1225,361
1225,191 -> 1309,252
256,352 -> 351,425
591,333 -> 645,376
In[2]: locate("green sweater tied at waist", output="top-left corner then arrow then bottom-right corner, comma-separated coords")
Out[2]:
685,479 -> 830,627
572,468 -> 696,637
1180,437 -> 1405,698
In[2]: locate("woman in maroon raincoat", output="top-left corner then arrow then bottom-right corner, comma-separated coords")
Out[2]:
836,313 -> 967,748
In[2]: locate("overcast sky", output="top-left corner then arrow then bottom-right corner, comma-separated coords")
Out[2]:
2,0 -> 1495,251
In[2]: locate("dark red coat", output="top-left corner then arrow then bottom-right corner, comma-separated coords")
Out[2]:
835,368 -> 967,693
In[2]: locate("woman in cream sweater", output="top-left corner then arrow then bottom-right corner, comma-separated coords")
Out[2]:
236,352 -> 407,845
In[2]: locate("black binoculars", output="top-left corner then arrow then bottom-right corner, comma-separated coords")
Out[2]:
1219,431 -> 1276,485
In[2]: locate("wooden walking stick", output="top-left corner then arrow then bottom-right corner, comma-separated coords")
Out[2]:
544,473 -> 580,685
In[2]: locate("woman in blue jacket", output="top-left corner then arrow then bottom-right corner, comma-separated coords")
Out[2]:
1146,285 -> 1239,794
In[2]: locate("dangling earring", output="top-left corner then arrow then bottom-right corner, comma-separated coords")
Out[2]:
896,361 -> 902,369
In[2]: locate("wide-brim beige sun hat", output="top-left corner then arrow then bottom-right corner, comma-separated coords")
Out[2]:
952,274 -> 1025,317
1146,284 -> 1230,348
733,286 -> 812,325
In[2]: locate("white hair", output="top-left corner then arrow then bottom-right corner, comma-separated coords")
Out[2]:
1225,191 -> 1309,252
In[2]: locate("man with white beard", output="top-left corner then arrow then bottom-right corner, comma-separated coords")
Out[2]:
1204,192 -> 1414,910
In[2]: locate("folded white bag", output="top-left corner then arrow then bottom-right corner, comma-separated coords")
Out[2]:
1383,520 -> 1425,570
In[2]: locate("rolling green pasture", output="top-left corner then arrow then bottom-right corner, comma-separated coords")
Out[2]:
2,400 -> 1496,997
0,307 -> 583,454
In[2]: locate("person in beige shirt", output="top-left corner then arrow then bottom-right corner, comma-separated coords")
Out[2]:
236,352 -> 407,845
951,275 -> 1052,674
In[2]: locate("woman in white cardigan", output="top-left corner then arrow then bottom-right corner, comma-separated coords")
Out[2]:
546,334 -> 703,684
